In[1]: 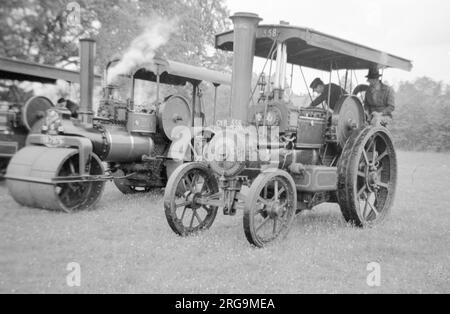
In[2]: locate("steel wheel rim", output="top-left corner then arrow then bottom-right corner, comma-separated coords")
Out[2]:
355,131 -> 395,225
245,172 -> 296,247
55,154 -> 104,212
170,168 -> 217,234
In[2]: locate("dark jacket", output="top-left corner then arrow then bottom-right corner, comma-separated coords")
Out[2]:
364,82 -> 395,117
310,83 -> 346,110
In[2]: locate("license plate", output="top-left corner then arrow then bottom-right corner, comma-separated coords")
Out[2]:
43,135 -> 64,147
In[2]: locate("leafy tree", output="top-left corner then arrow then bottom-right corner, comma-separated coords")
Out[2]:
0,0 -> 97,66
0,0 -> 232,69
392,77 -> 450,152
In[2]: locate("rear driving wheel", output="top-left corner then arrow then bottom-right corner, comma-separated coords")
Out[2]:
338,126 -> 397,227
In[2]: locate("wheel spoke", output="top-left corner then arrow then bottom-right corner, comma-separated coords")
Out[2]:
200,180 -> 208,193
362,193 -> 369,219
176,201 -> 188,208
372,139 -> 377,164
376,150 -> 388,163
270,186 -> 286,202
189,211 -> 195,228
358,171 -> 366,178
368,201 -> 379,218
377,166 -> 384,176
273,218 -> 278,234
193,209 -> 202,224
181,179 -> 189,193
357,185 -> 366,198
254,206 -> 266,216
258,197 -> 270,206
69,161 -> 76,175
191,173 -> 199,190
256,216 -> 271,232
274,180 -> 279,200
180,206 -> 188,222
366,136 -> 376,153
362,150 -> 370,165
184,176 -> 192,190
378,181 -> 389,189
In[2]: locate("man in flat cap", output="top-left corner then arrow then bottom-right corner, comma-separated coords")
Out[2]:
308,78 -> 346,111
364,68 -> 396,127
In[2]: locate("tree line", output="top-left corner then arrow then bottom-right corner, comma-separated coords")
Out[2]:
391,77 -> 450,152
1,1 -> 449,152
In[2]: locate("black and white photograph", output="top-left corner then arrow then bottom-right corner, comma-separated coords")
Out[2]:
0,0 -> 449,299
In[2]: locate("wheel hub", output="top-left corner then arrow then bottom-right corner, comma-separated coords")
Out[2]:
266,200 -> 283,218
364,162 -> 381,192
185,191 -> 201,209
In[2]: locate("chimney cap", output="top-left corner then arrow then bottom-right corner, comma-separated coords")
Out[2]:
230,12 -> 262,21
80,38 -> 96,43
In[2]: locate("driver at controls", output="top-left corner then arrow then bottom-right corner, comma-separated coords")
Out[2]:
308,78 -> 346,111
364,68 -> 396,127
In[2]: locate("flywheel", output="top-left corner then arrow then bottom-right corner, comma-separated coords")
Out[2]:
22,96 -> 54,130
332,96 -> 365,147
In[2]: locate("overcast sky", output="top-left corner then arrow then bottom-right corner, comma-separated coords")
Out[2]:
226,0 -> 450,88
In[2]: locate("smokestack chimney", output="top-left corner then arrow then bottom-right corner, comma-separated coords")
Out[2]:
229,12 -> 262,124
79,38 -> 96,119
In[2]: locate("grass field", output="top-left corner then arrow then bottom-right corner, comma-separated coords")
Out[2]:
0,151 -> 449,294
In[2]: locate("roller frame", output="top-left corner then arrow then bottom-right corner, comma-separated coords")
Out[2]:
27,134 -> 93,176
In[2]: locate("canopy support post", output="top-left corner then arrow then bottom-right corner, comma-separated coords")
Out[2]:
326,62 -> 332,111
289,64 -> 294,101
322,61 -> 333,125
300,66 -> 313,103
344,70 -> 349,94
191,83 -> 198,127
156,65 -> 161,105
130,77 -> 135,111
213,83 -> 219,125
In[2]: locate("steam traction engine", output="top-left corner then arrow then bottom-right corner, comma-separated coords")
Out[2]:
5,39 -> 230,212
163,13 -> 413,247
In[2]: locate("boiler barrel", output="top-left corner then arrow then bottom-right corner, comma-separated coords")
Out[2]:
103,128 -> 155,162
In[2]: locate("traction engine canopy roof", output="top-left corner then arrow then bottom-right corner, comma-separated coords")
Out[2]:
109,58 -> 232,87
215,24 -> 413,72
0,56 -> 102,84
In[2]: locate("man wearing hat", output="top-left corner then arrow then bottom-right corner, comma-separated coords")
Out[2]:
308,78 -> 346,110
364,68 -> 396,127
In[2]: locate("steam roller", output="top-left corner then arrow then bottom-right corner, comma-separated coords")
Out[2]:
6,38 -> 231,212
7,146 -> 105,212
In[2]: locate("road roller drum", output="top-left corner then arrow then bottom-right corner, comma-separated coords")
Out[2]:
6,146 -> 105,212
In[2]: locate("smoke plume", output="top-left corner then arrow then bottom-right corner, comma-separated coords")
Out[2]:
108,17 -> 177,83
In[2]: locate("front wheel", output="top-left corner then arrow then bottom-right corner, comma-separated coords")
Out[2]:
337,126 -> 397,227
164,162 -> 219,236
243,169 -> 297,248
